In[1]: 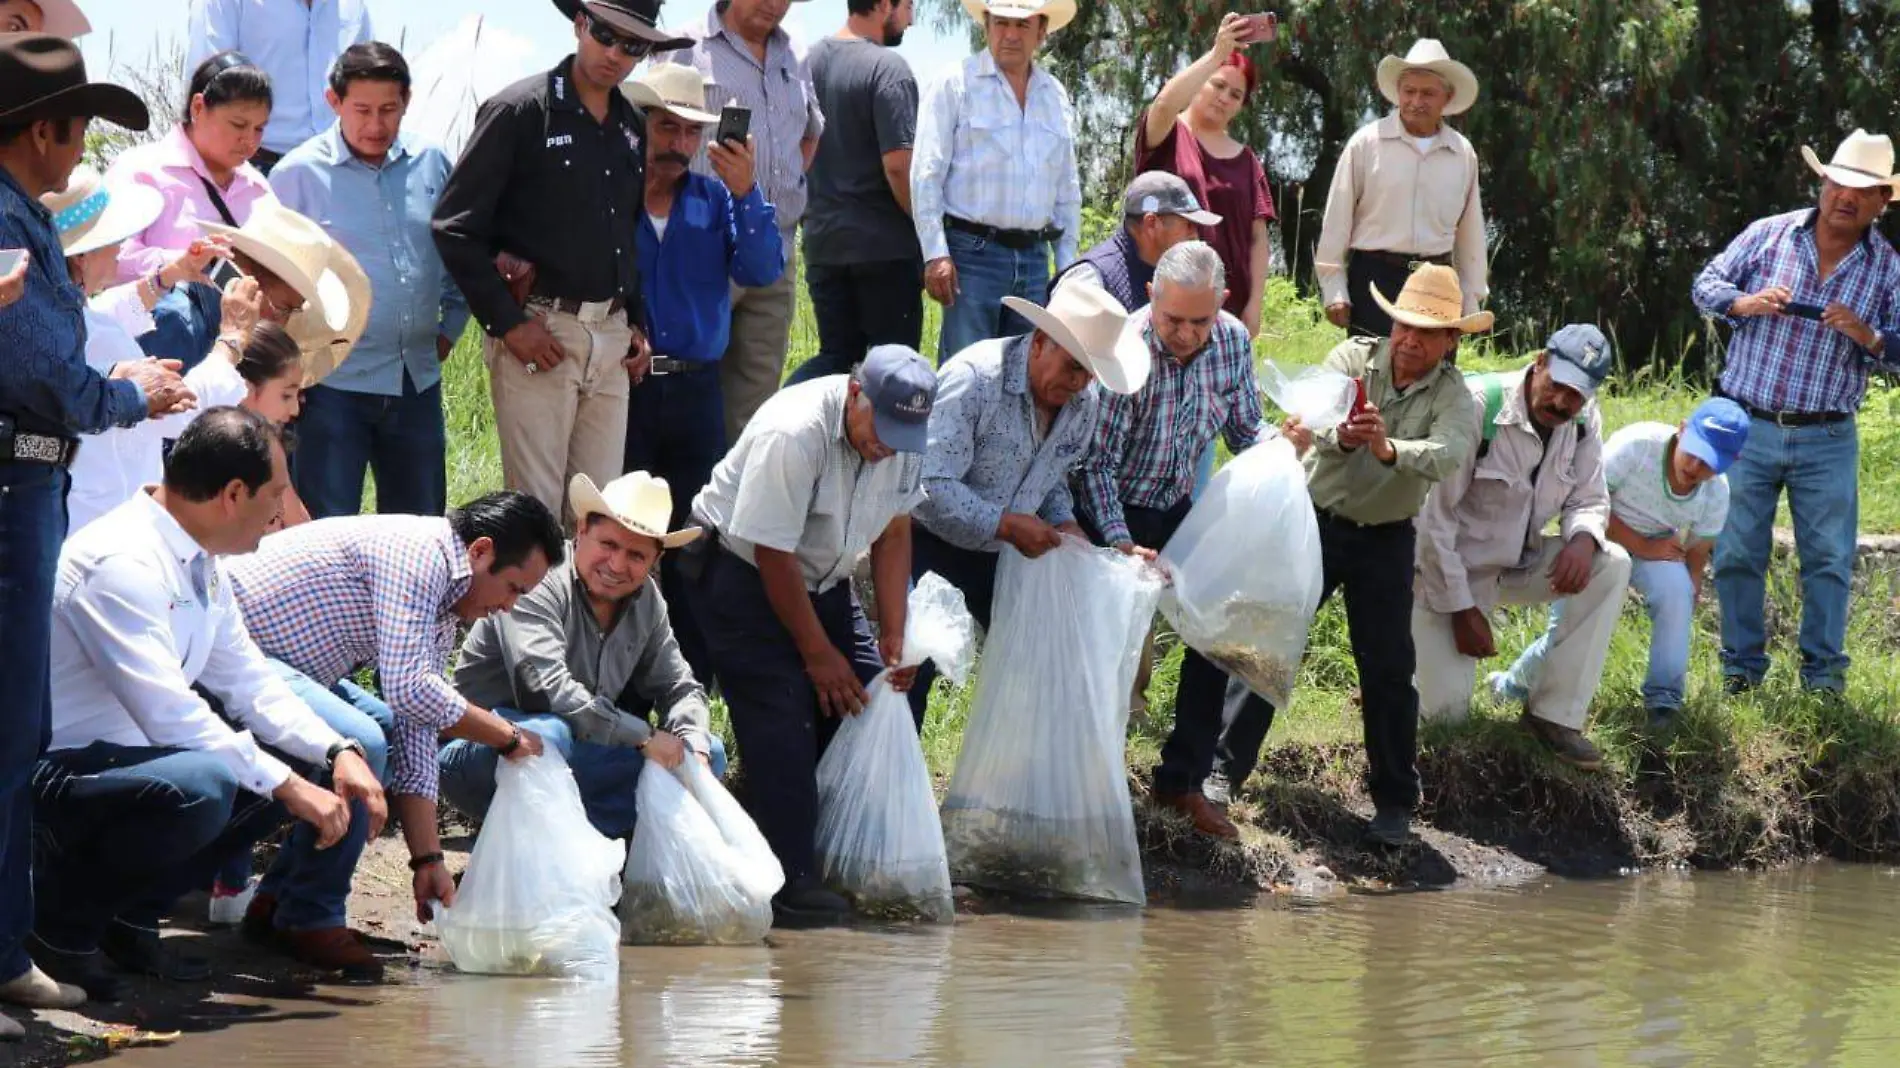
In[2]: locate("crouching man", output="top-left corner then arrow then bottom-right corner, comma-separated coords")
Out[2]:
1413,325 -> 1630,769
441,471 -> 728,840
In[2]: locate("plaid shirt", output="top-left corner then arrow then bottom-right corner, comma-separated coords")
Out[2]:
1693,208 -> 1900,414
227,516 -> 472,799
1075,308 -> 1267,548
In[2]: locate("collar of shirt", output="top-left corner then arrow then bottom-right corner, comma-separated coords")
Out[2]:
0,165 -> 49,224
155,126 -> 271,200
1377,112 -> 1455,154
313,123 -> 413,171
706,1 -> 792,68
969,47 -> 1058,100
132,489 -> 214,594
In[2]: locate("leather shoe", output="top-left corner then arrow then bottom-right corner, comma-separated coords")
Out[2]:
279,927 -> 384,984
1157,790 -> 1239,841
771,878 -> 849,929
100,923 -> 211,983
1365,807 -> 1413,847
240,892 -> 279,946
21,938 -> 120,1005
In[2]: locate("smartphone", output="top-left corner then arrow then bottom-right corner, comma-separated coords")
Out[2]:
716,104 -> 751,148
1237,12 -> 1277,43
0,248 -> 24,275
206,258 -> 243,290
1782,301 -> 1825,320
1348,377 -> 1369,421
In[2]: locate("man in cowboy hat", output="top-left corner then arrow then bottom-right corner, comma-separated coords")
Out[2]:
198,200 -> 371,386
1050,171 -> 1218,312
907,278 -> 1149,724
1413,324 -> 1629,770
1315,38 -> 1487,338
0,31 -> 192,1029
434,0 -> 686,524
1073,241 -> 1298,841
1210,264 -> 1486,845
187,0 -> 373,173
441,471 -> 726,839
681,343 -> 936,927
0,0 -> 90,36
1693,128 -> 1900,696
912,0 -> 1082,362
623,61 -> 782,682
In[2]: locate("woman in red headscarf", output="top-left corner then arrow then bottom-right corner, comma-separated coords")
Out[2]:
1137,12 -> 1276,336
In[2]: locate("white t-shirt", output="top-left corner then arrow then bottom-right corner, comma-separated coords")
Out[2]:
1603,422 -> 1730,543
649,213 -> 669,242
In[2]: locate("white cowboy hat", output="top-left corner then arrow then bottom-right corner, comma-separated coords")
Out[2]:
34,0 -> 91,38
1801,129 -> 1900,193
1369,263 -> 1494,334
40,165 -> 162,258
1002,280 -> 1150,395
1376,39 -> 1479,116
569,472 -> 703,550
621,64 -> 718,125
199,201 -> 370,387
960,0 -> 1076,35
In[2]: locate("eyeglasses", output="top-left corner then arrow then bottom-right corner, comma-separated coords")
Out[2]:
587,16 -> 655,59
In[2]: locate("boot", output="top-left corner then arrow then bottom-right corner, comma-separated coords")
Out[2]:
771,878 -> 849,929
1520,712 -> 1604,771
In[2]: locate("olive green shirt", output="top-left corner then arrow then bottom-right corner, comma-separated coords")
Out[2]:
1303,337 -> 1479,525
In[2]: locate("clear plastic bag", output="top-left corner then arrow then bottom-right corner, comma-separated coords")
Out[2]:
815,573 -> 975,923
941,541 -> 1164,905
436,749 -> 624,980
1260,360 -> 1356,428
1160,436 -> 1325,707
620,757 -> 785,945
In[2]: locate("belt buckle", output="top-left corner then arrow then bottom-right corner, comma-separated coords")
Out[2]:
1406,258 -> 1427,273
648,358 -> 673,377
576,300 -> 611,326
15,433 -> 64,464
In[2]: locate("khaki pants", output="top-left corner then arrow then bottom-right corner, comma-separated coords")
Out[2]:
483,307 -> 631,522
1413,539 -> 1632,730
720,235 -> 797,444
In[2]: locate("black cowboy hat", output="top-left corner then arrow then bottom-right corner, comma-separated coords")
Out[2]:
0,34 -> 148,132
562,0 -> 692,50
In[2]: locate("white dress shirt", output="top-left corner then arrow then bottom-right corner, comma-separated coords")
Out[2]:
49,491 -> 345,797
187,0 -> 375,156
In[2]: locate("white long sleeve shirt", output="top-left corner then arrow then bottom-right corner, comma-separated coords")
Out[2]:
49,490 -> 345,797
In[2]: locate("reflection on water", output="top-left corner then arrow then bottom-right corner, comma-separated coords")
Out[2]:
111,866 -> 1900,1067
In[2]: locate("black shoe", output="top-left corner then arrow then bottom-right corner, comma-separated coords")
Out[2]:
100,923 -> 212,983
24,936 -> 123,1004
1722,675 -> 1758,697
1646,706 -> 1678,732
771,878 -> 850,929
1365,807 -> 1413,847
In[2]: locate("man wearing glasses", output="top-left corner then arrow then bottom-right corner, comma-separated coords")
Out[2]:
433,0 -> 689,524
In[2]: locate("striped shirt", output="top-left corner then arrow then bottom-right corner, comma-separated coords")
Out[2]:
911,49 -> 1082,265
1692,208 -> 1900,414
654,4 -> 823,231
227,516 -> 473,799
1075,308 -> 1268,548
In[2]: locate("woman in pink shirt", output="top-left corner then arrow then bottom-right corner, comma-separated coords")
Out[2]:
109,51 -> 277,285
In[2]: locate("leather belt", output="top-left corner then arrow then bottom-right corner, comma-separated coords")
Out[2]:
0,422 -> 79,467
1715,390 -> 1850,428
945,215 -> 1062,250
650,357 -> 717,376
1315,507 -> 1412,532
526,294 -> 625,325
1353,249 -> 1451,270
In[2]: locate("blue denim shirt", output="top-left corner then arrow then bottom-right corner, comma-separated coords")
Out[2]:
0,169 -> 144,437
271,127 -> 469,396
637,172 -> 783,364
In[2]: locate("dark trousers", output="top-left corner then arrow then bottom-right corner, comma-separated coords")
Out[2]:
0,461 -> 65,979
294,373 -> 449,519
1215,512 -> 1422,811
905,527 -> 999,728
690,548 -> 883,883
789,258 -> 926,385
1345,253 -> 1416,339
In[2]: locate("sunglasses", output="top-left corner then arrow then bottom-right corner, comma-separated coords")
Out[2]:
587,16 -> 656,59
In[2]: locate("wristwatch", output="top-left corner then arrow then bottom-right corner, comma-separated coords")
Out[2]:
325,738 -> 368,769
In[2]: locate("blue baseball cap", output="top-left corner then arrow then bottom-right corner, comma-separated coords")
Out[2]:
859,345 -> 937,454
1545,324 -> 1614,399
1679,397 -> 1750,475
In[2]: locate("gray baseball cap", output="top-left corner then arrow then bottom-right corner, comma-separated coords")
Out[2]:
859,345 -> 937,454
1122,171 -> 1222,227
1545,324 -> 1613,399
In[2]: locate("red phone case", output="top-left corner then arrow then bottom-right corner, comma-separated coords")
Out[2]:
1350,377 -> 1369,419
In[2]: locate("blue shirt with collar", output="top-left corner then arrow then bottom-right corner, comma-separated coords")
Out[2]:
637,171 -> 783,364
271,126 -> 469,396
0,168 -> 144,438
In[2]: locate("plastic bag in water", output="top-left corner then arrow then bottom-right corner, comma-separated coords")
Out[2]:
621,758 -> 785,945
815,573 -> 976,923
436,749 -> 624,980
1260,360 -> 1356,429
941,541 -> 1164,905
1160,436 -> 1325,707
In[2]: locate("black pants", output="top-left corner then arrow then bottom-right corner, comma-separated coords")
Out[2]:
624,364 -> 727,687
791,258 -> 926,384
1345,253 -> 1417,339
1216,511 -> 1422,811
905,527 -> 999,727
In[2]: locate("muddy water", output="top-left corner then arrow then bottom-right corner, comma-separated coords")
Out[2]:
116,866 -> 1900,1067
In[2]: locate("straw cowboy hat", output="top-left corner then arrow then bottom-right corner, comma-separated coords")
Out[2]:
1002,280 -> 1150,395
200,201 -> 372,387
1376,39 -> 1479,116
622,64 -> 718,125
40,166 -> 162,258
1801,129 -> 1900,194
31,0 -> 92,37
569,472 -> 703,549
960,0 -> 1077,35
1369,264 -> 1494,333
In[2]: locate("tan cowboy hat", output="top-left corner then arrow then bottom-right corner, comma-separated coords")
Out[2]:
1002,280 -> 1149,395
199,201 -> 370,387
1369,264 -> 1494,334
1801,129 -> 1900,193
34,0 -> 92,38
960,0 -> 1076,35
621,64 -> 718,125
40,165 -> 162,257
1376,39 -> 1479,116
569,472 -> 703,549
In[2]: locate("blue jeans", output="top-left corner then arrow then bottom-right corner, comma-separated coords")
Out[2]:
1715,417 -> 1858,691
293,373 -> 448,519
937,229 -> 1049,364
0,462 -> 66,979
436,711 -> 728,842
1502,557 -> 1696,712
